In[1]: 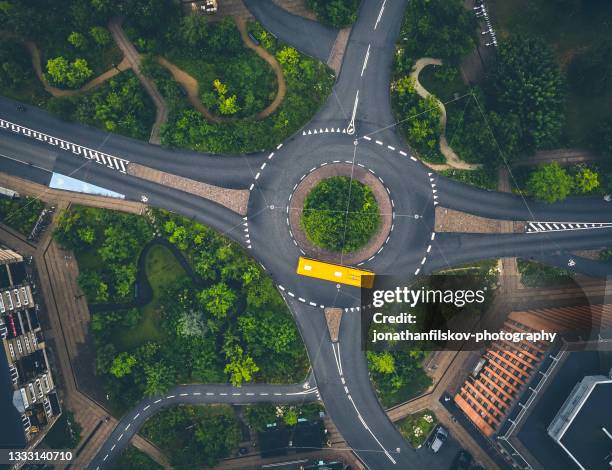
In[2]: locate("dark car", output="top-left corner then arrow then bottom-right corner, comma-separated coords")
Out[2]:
451,450 -> 473,470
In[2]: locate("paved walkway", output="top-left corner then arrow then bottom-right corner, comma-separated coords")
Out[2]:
24,42 -> 131,98
108,19 -> 168,145
0,173 -> 145,214
410,58 -> 482,171
514,148 -> 598,167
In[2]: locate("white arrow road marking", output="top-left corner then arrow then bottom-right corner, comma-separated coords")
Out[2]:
347,90 -> 359,135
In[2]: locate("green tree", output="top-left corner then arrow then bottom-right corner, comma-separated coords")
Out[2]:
301,177 -> 381,252
485,36 -> 565,153
526,163 -> 573,203
198,282 -> 236,320
46,57 -> 93,88
223,344 -> 259,386
284,408 -> 298,426
68,31 -> 87,49
574,167 -> 599,193
179,15 -> 209,47
110,352 -> 137,378
306,0 -> 359,28
397,0 -> 477,66
367,351 -> 396,374
243,404 -> 278,431
218,94 -> 239,115
142,361 -> 176,396
78,271 -> 109,302
89,26 -> 112,46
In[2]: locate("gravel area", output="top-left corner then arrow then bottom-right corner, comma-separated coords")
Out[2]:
128,163 -> 249,215
325,308 -> 343,342
435,206 -> 523,233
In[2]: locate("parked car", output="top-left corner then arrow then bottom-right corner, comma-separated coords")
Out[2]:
429,425 -> 448,453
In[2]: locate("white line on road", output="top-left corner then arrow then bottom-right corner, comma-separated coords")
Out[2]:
374,0 -> 387,30
361,44 -> 371,77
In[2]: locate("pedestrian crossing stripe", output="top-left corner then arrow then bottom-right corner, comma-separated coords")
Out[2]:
526,222 -> 612,233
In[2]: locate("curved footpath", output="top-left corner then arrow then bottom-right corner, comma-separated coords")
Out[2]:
87,380 -> 319,470
158,17 -> 286,123
410,58 -> 482,171
24,41 -> 131,97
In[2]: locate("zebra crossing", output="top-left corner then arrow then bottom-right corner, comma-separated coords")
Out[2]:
526,221 -> 612,233
0,118 -> 129,174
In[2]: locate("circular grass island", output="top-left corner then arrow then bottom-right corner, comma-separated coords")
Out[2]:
300,176 -> 381,253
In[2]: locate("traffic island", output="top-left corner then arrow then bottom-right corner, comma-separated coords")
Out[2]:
288,163 -> 392,265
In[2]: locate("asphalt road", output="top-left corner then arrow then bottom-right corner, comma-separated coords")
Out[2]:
88,380 -> 319,470
1,1 -> 612,469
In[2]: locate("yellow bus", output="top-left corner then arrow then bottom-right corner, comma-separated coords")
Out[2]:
296,257 -> 375,288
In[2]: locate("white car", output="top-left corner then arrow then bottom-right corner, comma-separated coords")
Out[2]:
430,426 -> 449,453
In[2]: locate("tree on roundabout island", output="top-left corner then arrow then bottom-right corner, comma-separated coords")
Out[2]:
300,176 -> 381,253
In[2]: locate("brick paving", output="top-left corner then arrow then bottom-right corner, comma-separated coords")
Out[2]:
327,27 -> 351,75
324,308 -> 343,342
0,173 -> 145,215
211,0 -> 316,20
128,163 -> 250,215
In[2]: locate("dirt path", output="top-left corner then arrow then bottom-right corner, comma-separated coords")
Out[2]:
235,17 -> 286,119
108,19 -> 168,145
411,58 -> 482,171
24,41 -> 131,98
156,56 -> 227,123
157,17 -> 286,123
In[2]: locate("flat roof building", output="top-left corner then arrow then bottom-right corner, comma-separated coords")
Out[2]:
547,373 -> 612,470
0,247 -> 61,448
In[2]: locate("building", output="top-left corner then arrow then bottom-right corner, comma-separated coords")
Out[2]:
0,247 -> 61,446
452,303 -> 612,469
454,304 -> 612,438
547,372 -> 612,470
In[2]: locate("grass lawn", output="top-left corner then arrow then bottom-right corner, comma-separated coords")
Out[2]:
116,244 -> 186,350
397,409 -> 438,448
488,0 -> 612,146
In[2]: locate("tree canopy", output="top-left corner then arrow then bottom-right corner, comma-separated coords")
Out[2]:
306,0 -> 360,28
526,162 -> 573,203
485,36 -> 565,153
301,177 -> 381,252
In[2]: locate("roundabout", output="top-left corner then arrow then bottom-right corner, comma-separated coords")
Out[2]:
245,132 -> 437,310
2,1 -> 612,469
